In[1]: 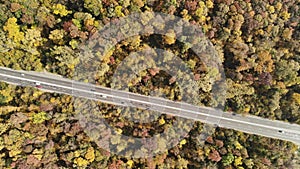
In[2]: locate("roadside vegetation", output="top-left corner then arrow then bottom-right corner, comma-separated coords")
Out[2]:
0,0 -> 299,168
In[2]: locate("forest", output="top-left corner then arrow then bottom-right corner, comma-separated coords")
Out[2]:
0,0 -> 299,168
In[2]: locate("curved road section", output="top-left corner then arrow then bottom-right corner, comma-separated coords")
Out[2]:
0,66 -> 300,145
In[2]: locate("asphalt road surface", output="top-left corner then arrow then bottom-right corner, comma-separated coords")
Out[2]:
1,66 -> 300,145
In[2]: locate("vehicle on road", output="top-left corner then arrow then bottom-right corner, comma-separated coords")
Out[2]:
35,82 -> 42,88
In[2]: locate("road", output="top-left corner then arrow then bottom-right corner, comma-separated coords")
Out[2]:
1,66 -> 300,145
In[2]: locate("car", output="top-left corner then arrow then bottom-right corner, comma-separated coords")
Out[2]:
21,73 -> 25,76
98,95 -> 108,98
278,130 -> 284,133
35,82 -> 42,88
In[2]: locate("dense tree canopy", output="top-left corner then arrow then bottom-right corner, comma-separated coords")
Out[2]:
0,0 -> 299,168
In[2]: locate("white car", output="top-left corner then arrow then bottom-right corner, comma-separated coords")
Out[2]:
35,82 -> 42,88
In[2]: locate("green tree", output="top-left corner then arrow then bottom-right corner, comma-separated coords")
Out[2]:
222,153 -> 234,166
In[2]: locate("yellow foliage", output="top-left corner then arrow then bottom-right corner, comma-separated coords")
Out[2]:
31,111 -> 50,124
234,156 -> 243,166
206,0 -> 214,9
255,51 -> 273,73
50,97 -> 57,103
127,159 -> 134,168
256,29 -> 264,35
244,106 -> 250,113
85,147 -> 95,162
132,0 -> 144,7
101,48 -> 115,64
53,4 -> 72,17
3,17 -> 24,43
49,29 -> 65,41
202,23 -> 212,33
233,30 -> 242,36
292,93 -> 300,105
0,123 -> 9,135
282,28 -> 293,40
181,9 -> 192,20
195,1 -> 208,22
164,30 -> 176,45
275,2 -> 282,11
226,79 -> 255,98
115,6 -> 124,17
177,157 -> 189,168
32,90 -> 43,98
180,139 -> 187,145
159,118 -> 165,125
74,157 -> 89,167
24,27 -> 44,47
0,106 -> 21,115
280,11 -> 290,20
234,141 -> 243,150
85,18 -> 98,28
115,128 -> 123,134
69,39 -> 79,49
74,150 -> 81,157
33,149 -> 44,160
268,6 -> 275,14
34,154 -> 43,160
204,146 -> 210,156
9,149 -> 22,157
